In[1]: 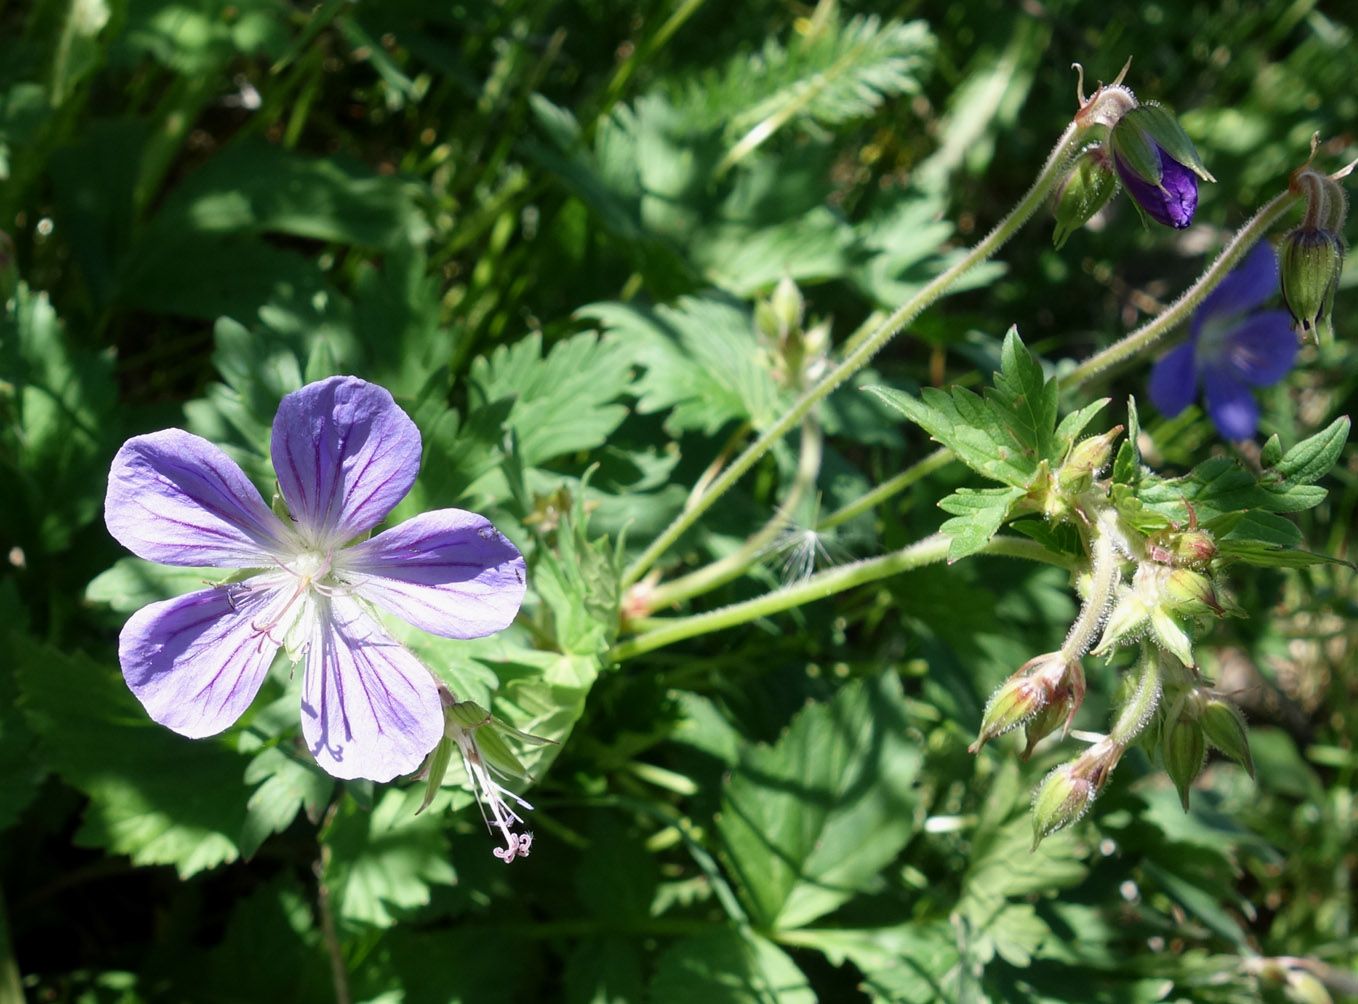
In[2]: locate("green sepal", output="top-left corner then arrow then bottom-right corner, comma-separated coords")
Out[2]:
1052,137 -> 1117,249
1111,104 -> 1214,183
1161,709 -> 1206,810
417,735 -> 455,814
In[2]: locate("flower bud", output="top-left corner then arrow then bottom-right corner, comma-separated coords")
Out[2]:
1032,761 -> 1097,846
1057,427 -> 1122,493
1108,104 -> 1214,229
1162,703 -> 1206,810
1052,138 -> 1118,249
1163,567 -> 1224,617
1149,605 -> 1195,667
1091,589 -> 1147,657
1172,529 -> 1217,568
969,652 -> 1084,753
1280,226 -> 1345,337
1200,695 -> 1254,777
1284,971 -> 1335,1004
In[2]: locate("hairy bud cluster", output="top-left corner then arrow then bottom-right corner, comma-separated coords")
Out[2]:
1055,60 -> 1214,243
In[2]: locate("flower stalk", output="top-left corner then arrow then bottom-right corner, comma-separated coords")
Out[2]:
621,118 -> 1090,589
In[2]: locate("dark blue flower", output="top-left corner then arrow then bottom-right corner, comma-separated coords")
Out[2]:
1149,243 -> 1298,440
1108,105 -> 1214,231
1114,149 -> 1198,229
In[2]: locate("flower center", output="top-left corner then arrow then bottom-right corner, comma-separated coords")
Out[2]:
244,548 -> 345,659
1194,314 -> 1234,369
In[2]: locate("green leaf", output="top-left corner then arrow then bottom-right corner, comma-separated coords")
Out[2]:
85,557 -> 221,613
717,16 -> 934,172
239,747 -> 334,859
468,330 -> 634,468
717,673 -> 922,930
805,922 -> 974,1004
1269,415 -> 1350,487
582,296 -> 783,435
0,283 -> 117,551
15,637 -> 249,878
938,486 -> 1027,561
1053,397 -> 1110,446
866,384 -> 1025,486
358,927 -> 539,1004
991,326 -> 1058,464
527,485 -> 622,657
866,332 -> 1059,490
649,929 -> 815,1004
1216,540 -> 1347,568
322,787 -> 455,930
137,140 -> 429,250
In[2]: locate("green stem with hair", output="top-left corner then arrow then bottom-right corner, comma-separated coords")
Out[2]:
621,118 -> 1089,590
610,534 -> 1075,663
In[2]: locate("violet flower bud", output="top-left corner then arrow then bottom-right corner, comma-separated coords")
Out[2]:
1108,105 -> 1215,229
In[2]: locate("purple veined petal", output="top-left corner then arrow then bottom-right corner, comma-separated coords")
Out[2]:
299,595 -> 443,782
1202,368 -> 1261,441
119,580 -> 286,738
1149,341 -> 1199,418
271,377 -> 422,547
1194,243 -> 1280,335
1115,148 -> 1198,229
341,509 -> 527,639
1223,309 -> 1298,387
106,429 -> 293,567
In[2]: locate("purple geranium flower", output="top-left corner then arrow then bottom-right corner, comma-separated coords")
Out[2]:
1114,149 -> 1198,229
1149,243 -> 1298,441
104,376 -> 526,782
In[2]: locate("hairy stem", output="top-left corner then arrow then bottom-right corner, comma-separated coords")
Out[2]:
316,804 -> 351,1004
610,534 -> 1076,662
1061,188 -> 1300,388
1060,516 -> 1121,659
646,414 -> 824,610
622,119 -> 1088,588
817,446 -> 953,531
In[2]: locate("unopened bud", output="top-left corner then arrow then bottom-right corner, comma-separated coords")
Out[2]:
1057,427 -> 1123,493
769,277 -> 805,337
1149,605 -> 1195,667
970,652 -> 1083,753
1052,138 -> 1118,249
1091,586 -> 1149,658
1171,529 -> 1216,567
1201,696 -> 1254,777
1108,104 -> 1214,229
1164,567 -> 1224,616
1280,226 -> 1345,338
1284,971 -> 1335,1004
1032,761 -> 1097,845
1162,703 -> 1206,810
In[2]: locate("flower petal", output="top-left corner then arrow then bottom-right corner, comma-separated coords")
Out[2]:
1224,309 -> 1298,386
1115,148 -> 1197,229
300,596 -> 443,781
1149,341 -> 1199,418
1202,369 -> 1260,441
1194,243 -> 1279,333
119,582 -> 284,738
271,377 -> 422,547
106,429 -> 292,567
341,510 -> 527,639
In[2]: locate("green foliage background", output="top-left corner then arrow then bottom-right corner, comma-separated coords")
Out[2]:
1,0 -> 1355,1001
